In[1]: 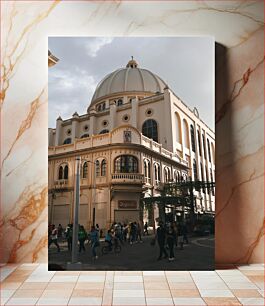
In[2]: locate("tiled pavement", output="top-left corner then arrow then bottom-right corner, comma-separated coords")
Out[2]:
0,264 -> 264,305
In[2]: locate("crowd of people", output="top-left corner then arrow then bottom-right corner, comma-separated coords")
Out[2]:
48,220 -> 189,262
155,221 -> 189,261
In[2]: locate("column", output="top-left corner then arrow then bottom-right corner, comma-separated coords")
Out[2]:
55,116 -> 62,146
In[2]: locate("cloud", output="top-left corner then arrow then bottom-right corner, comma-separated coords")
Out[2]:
85,37 -> 113,57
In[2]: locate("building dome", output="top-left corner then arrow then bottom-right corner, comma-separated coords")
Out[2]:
90,57 -> 167,104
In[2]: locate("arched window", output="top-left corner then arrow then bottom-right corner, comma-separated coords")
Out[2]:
102,102 -> 106,110
97,104 -> 102,112
95,160 -> 100,176
101,159 -> 107,176
64,165 -> 69,180
81,134 -> 89,138
142,119 -> 158,142
117,99 -> 123,106
197,130 -> 202,156
190,125 -> 196,152
201,162 -> 205,193
58,166 -> 63,180
207,139 -> 212,162
183,119 -> 189,148
99,129 -> 109,134
82,162 -> 88,178
114,155 -> 138,173
157,164 -> 161,181
144,161 -> 148,178
63,138 -> 71,145
205,166 -> 209,194
177,172 -> 181,182
147,160 -> 151,179
164,167 -> 170,183
174,170 -> 177,182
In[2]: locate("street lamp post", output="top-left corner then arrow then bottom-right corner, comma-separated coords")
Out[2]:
67,156 -> 82,270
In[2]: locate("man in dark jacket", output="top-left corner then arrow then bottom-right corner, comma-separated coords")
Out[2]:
156,221 -> 168,260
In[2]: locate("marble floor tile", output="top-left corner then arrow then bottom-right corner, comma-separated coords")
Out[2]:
25,276 -> 54,283
71,289 -> 103,297
78,275 -> 105,282
144,282 -> 169,290
219,275 -> 251,282
240,270 -> 264,276
168,282 -> 197,289
74,282 -> 105,290
102,289 -> 112,306
50,275 -> 78,283
145,290 -> 172,298
146,297 -> 174,305
203,297 -> 242,305
6,297 -> 39,305
12,289 -> 44,298
225,282 -> 258,289
36,298 -> 70,305
237,265 -> 264,271
40,289 -> 72,298
113,290 -> 145,297
112,297 -> 146,305
143,271 -> 165,276
238,297 -> 265,305
216,269 -> 245,276
115,271 -> 142,276
232,289 -> 262,298
195,281 -> 228,290
113,282 -> 144,290
18,282 -> 48,290
258,290 -> 264,297
170,289 -> 200,297
199,289 -> 234,297
68,297 -> 102,305
45,282 -> 76,290
0,282 -> 22,290
114,275 -> 143,283
144,276 -> 167,282
173,297 -> 206,305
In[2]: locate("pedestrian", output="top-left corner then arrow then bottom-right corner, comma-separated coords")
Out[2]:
172,221 -> 178,247
48,224 -> 60,252
78,225 -> 87,253
90,225 -> 100,259
177,223 -> 184,250
183,222 -> 189,244
57,224 -> 63,239
136,222 -> 143,243
167,224 -> 176,261
156,221 -> 168,260
144,222 -> 149,235
65,224 -> 73,251
105,230 -> 113,250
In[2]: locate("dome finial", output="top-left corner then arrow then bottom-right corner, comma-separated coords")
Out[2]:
126,56 -> 138,68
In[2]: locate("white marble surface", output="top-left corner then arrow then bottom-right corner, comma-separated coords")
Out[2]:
0,0 -> 264,263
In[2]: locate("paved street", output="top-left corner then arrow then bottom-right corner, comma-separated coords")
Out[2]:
49,235 -> 214,270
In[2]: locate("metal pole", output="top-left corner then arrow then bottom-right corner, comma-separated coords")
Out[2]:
71,156 -> 80,263
92,161 -> 96,226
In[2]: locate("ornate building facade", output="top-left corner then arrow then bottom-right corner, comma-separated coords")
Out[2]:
48,58 -> 215,232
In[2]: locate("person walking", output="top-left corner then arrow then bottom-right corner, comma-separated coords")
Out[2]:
156,221 -> 168,260
90,225 -> 100,259
105,230 -> 113,250
48,224 -> 60,252
178,222 -> 184,250
167,224 -> 176,261
136,222 -> 143,243
78,225 -> 87,253
65,224 -> 73,251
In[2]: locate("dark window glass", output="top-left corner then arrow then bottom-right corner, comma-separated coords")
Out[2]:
99,129 -> 109,134
142,119 -> 158,142
95,160 -> 100,176
190,125 -> 196,152
59,166 -> 63,180
197,130 -> 202,156
117,99 -> 123,106
82,162 -> 88,178
101,159 -> 107,176
193,159 -> 198,181
63,138 -> 71,144
157,165 -> 161,181
210,169 -> 215,196
202,134 -> 206,159
102,102 -> 106,110
205,166 -> 209,194
207,139 -> 212,162
114,155 -> 138,173
64,165 -> 68,180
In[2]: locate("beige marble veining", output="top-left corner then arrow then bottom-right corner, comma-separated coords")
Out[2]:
0,0 -> 264,263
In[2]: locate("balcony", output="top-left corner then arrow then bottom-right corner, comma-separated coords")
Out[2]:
54,179 -> 69,189
111,173 -> 144,184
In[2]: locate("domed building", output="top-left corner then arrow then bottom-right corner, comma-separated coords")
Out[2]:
48,58 -> 215,232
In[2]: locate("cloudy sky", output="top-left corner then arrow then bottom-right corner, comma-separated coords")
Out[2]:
48,37 -> 214,129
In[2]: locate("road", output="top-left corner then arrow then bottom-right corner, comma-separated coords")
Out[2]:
49,234 -> 214,271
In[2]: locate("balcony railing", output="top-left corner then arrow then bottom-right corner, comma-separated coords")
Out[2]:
111,173 -> 144,184
54,179 -> 68,188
